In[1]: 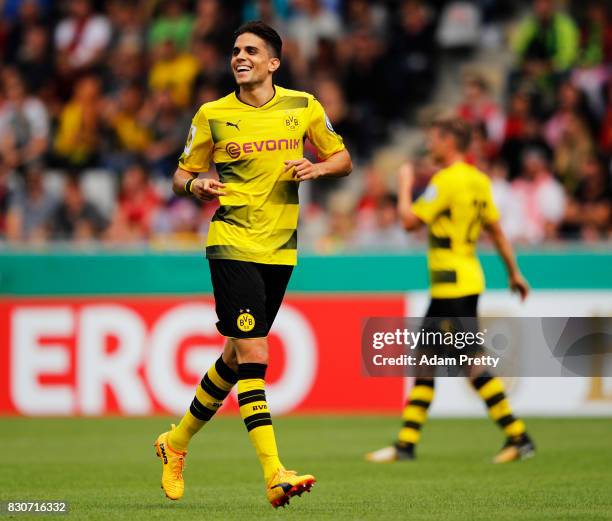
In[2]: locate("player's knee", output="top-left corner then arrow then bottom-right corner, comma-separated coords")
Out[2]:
223,351 -> 239,373
234,337 -> 269,365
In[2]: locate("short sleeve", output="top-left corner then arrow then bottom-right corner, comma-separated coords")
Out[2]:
178,106 -> 213,173
412,177 -> 450,224
482,178 -> 501,224
306,98 -> 345,159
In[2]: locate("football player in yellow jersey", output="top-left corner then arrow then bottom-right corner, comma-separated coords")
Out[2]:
154,21 -> 352,507
366,117 -> 535,464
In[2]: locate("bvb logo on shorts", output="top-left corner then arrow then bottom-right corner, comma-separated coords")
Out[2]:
237,309 -> 255,332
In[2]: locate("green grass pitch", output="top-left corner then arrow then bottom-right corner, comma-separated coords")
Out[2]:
1,416 -> 611,520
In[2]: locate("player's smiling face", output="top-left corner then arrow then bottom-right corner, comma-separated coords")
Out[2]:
231,33 -> 280,87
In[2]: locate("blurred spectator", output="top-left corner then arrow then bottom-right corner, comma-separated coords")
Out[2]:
142,90 -> 190,177
467,122 -> 497,170
503,89 -> 532,141
11,24 -> 55,98
385,0 -> 437,112
288,0 -> 342,62
315,191 -> 356,253
500,117 -> 552,180
576,1 -> 612,68
53,75 -> 103,168
544,81 -> 594,148
314,77 -> 373,161
571,1 -> 612,117
193,81 -> 222,107
5,165 -> 57,243
4,0 -> 47,65
51,175 -> 107,240
512,0 -> 579,77
488,159 -> 521,238
436,1 -> 482,50
191,36 -> 234,95
560,154 -> 611,240
508,150 -> 566,243
148,0 -> 194,52
353,193 -> 409,251
103,44 -> 146,96
243,0 -> 291,26
192,0 -> 233,49
1,0 -> 51,22
456,72 -> 505,145
54,0 -> 111,81
0,70 -> 49,172
553,113 -> 595,193
149,39 -> 199,108
106,0 -> 146,56
357,164 -> 391,228
343,0 -> 387,38
102,82 -> 151,172
106,162 -> 161,242
152,196 -> 204,248
341,28 -> 389,131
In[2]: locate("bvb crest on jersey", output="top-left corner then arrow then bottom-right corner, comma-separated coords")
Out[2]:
285,113 -> 299,131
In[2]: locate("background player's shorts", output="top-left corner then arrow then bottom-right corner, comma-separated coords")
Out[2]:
209,259 -> 293,339
425,294 -> 479,320
417,294 -> 481,375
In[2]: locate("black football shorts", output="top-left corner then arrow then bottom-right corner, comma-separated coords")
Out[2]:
415,294 -> 482,375
209,259 -> 293,339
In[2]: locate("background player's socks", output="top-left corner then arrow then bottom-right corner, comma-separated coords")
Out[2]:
169,356 -> 238,452
237,363 -> 283,482
397,378 -> 435,454
472,372 -> 526,439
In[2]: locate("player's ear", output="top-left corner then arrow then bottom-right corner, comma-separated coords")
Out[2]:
268,57 -> 280,73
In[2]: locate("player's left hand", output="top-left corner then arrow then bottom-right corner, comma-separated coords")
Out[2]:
284,158 -> 324,182
510,272 -> 530,301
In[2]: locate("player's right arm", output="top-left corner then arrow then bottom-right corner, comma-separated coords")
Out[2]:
481,180 -> 529,301
485,221 -> 529,301
172,106 -> 226,201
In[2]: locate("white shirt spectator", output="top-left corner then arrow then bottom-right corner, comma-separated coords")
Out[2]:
0,97 -> 49,146
287,4 -> 342,60
491,176 -> 521,238
55,14 -> 111,68
507,174 -> 566,243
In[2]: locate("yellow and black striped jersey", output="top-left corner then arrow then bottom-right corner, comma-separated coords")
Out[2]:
412,161 -> 500,298
179,85 -> 345,265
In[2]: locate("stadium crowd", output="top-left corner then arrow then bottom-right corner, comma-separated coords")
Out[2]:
0,0 -> 610,250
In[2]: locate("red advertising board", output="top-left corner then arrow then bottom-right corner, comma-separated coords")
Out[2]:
0,295 -> 406,416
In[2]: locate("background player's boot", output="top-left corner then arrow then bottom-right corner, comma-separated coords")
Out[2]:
266,468 -> 316,508
365,442 -> 415,463
493,433 -> 535,463
154,424 -> 187,500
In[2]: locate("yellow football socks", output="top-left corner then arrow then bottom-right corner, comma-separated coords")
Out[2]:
472,373 -> 526,438
237,363 -> 283,482
397,378 -> 435,448
169,356 -> 237,452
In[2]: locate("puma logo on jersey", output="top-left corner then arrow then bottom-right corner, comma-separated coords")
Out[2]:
226,120 -> 241,131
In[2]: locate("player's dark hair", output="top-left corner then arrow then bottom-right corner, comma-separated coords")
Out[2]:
431,117 -> 473,152
234,20 -> 282,58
